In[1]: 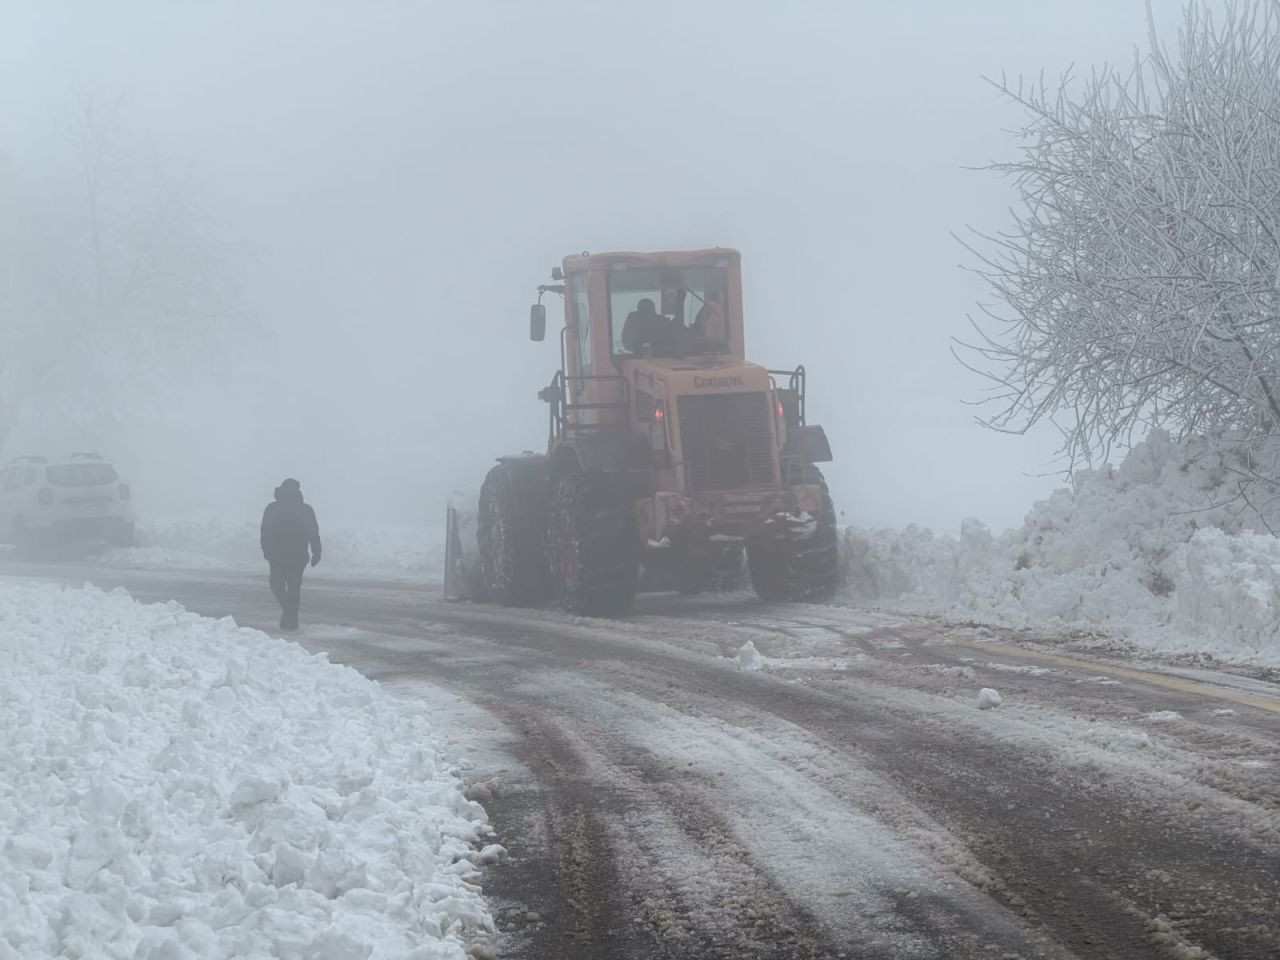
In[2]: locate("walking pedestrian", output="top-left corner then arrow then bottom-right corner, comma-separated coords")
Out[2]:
260,478 -> 321,631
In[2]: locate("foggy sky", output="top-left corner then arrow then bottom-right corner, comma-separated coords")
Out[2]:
2,1 -> 1191,532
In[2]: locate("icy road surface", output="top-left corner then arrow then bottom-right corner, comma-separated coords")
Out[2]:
4,560 -> 1279,960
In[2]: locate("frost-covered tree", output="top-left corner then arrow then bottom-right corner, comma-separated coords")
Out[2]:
0,97 -> 250,454
959,1 -> 1280,473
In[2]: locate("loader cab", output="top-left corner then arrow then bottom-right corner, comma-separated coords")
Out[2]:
559,249 -> 745,380
540,249 -> 749,444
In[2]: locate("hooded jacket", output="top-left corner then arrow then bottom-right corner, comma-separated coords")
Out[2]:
261,483 -> 322,566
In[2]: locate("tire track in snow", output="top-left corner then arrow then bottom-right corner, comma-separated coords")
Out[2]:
397,602 -> 1280,960
353,647 -> 859,959
338,622 -> 1088,956
567,650 -> 1280,959
523,670 -> 1071,959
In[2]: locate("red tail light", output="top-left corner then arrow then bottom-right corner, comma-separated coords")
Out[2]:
651,402 -> 669,452
119,483 -> 131,501
37,487 -> 53,506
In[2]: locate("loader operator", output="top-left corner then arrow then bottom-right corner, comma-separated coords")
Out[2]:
260,477 -> 322,632
622,297 -> 688,357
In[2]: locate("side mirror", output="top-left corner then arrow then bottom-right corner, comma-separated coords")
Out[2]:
529,304 -> 547,342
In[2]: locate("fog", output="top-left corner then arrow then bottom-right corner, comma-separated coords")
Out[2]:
2,1 -> 1187,533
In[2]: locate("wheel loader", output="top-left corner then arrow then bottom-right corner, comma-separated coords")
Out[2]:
445,248 -> 839,616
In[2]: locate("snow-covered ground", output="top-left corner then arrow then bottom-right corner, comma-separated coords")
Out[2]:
106,513 -> 446,581
0,580 -> 494,960
844,431 -> 1280,667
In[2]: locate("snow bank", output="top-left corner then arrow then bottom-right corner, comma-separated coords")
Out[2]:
844,432 -> 1280,665
106,512 -> 446,580
0,580 -> 493,959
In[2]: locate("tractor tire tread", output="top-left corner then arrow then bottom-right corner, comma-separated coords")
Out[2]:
477,460 -> 553,607
748,463 -> 839,603
549,473 -> 639,617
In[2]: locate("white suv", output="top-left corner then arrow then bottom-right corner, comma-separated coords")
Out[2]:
0,454 -> 136,549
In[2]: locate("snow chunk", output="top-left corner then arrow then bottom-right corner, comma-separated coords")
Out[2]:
463,777 -> 503,804
472,844 -> 507,866
736,640 -> 765,671
976,688 -> 1003,710
228,776 -> 284,809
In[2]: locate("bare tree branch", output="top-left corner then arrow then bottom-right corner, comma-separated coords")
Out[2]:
960,1 -> 1280,486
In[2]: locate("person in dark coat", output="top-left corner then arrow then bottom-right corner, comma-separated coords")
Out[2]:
621,296 -> 693,357
260,478 -> 321,631
621,298 -> 671,354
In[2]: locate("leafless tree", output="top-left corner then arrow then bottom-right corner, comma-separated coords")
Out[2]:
0,97 -> 251,454
958,1 -> 1280,483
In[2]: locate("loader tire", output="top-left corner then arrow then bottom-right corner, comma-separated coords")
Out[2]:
748,464 -> 839,603
548,472 -> 639,617
477,460 -> 553,607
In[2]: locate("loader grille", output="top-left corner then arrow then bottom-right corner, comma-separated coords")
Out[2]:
678,392 -> 777,492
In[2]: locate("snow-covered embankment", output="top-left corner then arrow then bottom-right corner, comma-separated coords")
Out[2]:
0,580 -> 493,959
843,432 -> 1280,666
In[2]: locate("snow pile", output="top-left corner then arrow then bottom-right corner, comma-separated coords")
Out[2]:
0,580 -> 493,959
844,432 -> 1280,665
106,512 -> 446,579
1175,528 -> 1280,657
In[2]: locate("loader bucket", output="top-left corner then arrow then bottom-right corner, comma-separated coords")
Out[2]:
444,504 -> 483,601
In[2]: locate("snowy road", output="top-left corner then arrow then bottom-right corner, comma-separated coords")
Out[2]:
5,560 -> 1280,959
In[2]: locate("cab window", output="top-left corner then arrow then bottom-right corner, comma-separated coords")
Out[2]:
571,273 -> 591,378
608,265 -> 729,357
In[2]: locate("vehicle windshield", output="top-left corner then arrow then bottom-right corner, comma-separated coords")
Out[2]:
47,463 -> 118,486
609,266 -> 729,358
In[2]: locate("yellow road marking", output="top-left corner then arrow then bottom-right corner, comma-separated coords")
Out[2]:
950,638 -> 1280,715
